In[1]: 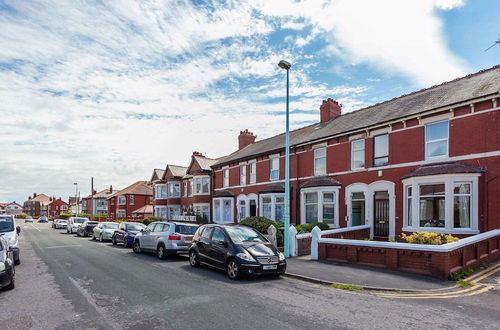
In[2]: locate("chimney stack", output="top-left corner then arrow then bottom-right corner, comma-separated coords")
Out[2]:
320,98 -> 342,123
109,185 -> 113,193
192,151 -> 204,157
238,129 -> 256,150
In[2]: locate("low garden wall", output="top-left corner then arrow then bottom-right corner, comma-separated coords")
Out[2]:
313,229 -> 500,279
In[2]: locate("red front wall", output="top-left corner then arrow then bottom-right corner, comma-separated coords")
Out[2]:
212,99 -> 500,232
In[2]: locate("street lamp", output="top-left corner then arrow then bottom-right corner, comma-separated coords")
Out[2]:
278,60 -> 291,257
73,182 -> 78,216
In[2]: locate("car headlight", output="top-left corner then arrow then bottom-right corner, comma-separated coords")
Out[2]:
236,251 -> 256,262
278,252 -> 285,261
8,235 -> 17,246
0,262 -> 5,272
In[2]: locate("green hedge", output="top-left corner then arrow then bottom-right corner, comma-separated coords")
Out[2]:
141,216 -> 165,226
295,222 -> 330,233
58,213 -> 108,220
239,216 -> 284,247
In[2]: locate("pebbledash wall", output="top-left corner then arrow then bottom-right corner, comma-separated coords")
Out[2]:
210,66 -> 500,239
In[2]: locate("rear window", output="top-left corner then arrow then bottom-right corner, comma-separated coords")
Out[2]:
176,225 -> 198,235
73,218 -> 87,223
126,223 -> 145,231
87,222 -> 99,225
0,216 -> 14,233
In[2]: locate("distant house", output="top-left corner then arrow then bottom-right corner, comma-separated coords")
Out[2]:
23,193 -> 51,217
47,198 -> 69,218
131,205 -> 153,218
0,203 -> 7,214
4,202 -> 22,215
107,181 -> 153,219
81,186 -> 115,215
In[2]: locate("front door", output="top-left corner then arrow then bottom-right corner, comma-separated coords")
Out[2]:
351,192 -> 365,226
249,200 -> 257,217
373,191 -> 389,237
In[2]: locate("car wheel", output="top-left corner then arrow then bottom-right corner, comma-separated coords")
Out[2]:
14,258 -> 20,266
189,250 -> 199,267
133,241 -> 141,254
123,238 -> 129,248
157,244 -> 166,260
226,259 -> 240,280
112,235 -> 117,245
5,274 -> 15,290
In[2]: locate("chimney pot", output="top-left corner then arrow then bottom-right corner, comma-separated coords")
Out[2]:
320,98 -> 342,123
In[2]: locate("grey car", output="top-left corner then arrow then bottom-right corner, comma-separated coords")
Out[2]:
133,222 -> 199,259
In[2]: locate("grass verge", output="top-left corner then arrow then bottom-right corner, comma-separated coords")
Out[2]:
327,283 -> 364,291
457,280 -> 473,288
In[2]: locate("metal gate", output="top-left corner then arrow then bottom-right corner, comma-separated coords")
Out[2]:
374,191 -> 389,237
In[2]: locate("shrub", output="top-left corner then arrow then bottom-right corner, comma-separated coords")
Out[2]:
141,216 -> 165,226
240,216 -> 284,247
449,268 -> 473,281
294,222 -> 330,233
401,232 -> 459,245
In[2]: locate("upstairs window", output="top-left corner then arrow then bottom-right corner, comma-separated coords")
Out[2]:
117,196 -> 126,205
373,134 -> 389,167
223,169 -> 229,188
425,121 -> 448,159
167,182 -> 180,198
270,157 -> 279,181
155,184 -> 167,199
129,195 -> 134,205
183,182 -> 187,196
249,162 -> 256,184
193,177 -> 210,195
314,147 -> 326,176
240,165 -> 246,186
351,140 -> 365,170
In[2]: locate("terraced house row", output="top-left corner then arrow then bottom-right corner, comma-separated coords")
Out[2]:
151,66 -> 500,240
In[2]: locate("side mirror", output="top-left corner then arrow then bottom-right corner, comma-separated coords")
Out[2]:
16,226 -> 21,235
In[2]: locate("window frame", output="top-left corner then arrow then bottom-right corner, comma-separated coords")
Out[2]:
117,196 -> 126,205
314,147 -> 327,176
249,161 -> 256,184
269,156 -> 280,181
351,139 -> 365,170
213,197 -> 234,224
425,120 -> 449,159
167,182 -> 181,198
192,176 -> 210,195
240,165 -> 246,186
373,134 -> 389,167
259,193 -> 285,223
300,187 -> 340,228
223,168 -> 229,188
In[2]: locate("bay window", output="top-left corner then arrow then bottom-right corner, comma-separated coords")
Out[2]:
193,203 -> 210,222
167,182 -> 180,198
425,121 -> 448,159
270,157 -> 279,181
155,184 -> 167,199
351,140 -> 365,170
314,147 -> 326,176
193,176 -> 210,195
300,187 -> 340,227
213,198 -> 233,223
403,174 -> 479,234
259,193 -> 285,222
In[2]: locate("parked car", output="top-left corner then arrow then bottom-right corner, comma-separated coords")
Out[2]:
133,222 -> 199,259
37,216 -> 48,223
55,219 -> 68,229
24,217 -> 34,223
92,222 -> 119,242
0,215 -> 20,265
189,224 -> 286,280
67,217 -> 89,234
77,221 -> 99,237
0,236 -> 15,290
51,219 -> 59,228
112,222 -> 146,247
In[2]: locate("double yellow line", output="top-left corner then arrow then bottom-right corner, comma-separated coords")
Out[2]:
377,264 -> 499,300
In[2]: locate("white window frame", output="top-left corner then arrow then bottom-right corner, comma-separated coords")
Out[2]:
183,181 -> 187,197
167,182 -> 181,198
425,120 -> 449,160
167,205 -> 181,219
314,147 -> 327,176
193,176 -> 210,195
223,168 -> 229,188
117,196 -> 126,205
129,195 -> 134,205
213,197 -> 234,224
240,165 -> 247,186
193,203 -> 210,222
116,209 -> 126,218
402,174 -> 479,235
155,184 -> 167,200
300,187 -> 340,228
269,155 -> 280,181
154,205 -> 167,219
351,139 -> 365,170
259,193 -> 285,222
373,134 -> 389,167
249,161 -> 256,184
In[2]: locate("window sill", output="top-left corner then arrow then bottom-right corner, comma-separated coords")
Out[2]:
402,227 -> 479,235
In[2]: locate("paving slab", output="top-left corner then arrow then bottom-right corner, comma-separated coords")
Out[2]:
286,256 -> 452,291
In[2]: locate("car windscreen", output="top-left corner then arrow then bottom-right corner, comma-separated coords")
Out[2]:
103,223 -> 119,229
225,226 -> 266,243
126,223 -> 145,231
87,222 -> 99,226
175,225 -> 198,235
0,216 -> 14,233
74,218 -> 87,223
59,220 -> 68,223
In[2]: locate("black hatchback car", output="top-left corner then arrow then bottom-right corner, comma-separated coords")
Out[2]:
0,236 -> 15,290
189,224 -> 286,280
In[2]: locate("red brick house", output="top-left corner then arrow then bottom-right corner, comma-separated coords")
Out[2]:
211,66 -> 500,239
47,198 -> 69,218
23,193 -> 51,217
82,186 -> 115,215
107,181 -> 153,219
153,165 -> 186,219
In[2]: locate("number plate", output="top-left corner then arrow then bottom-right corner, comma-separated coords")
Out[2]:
184,237 -> 192,241
263,265 -> 277,270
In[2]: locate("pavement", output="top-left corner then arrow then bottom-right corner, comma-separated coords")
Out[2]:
285,256 -> 452,291
1,222 -> 499,330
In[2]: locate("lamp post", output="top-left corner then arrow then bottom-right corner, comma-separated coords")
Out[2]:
278,60 -> 291,257
73,182 -> 78,216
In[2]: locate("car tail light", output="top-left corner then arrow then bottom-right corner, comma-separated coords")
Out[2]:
168,235 -> 181,240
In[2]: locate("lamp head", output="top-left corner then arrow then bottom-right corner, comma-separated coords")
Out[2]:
278,60 -> 291,70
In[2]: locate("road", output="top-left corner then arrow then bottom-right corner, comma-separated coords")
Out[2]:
1,222 -> 499,330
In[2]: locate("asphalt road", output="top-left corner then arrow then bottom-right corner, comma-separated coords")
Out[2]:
1,222 -> 499,330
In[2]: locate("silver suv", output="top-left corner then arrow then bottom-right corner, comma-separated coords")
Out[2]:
132,222 -> 199,259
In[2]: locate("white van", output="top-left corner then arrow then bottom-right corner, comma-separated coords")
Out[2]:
0,215 -> 20,265
67,217 -> 89,234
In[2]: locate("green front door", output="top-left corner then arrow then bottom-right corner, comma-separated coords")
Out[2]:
351,200 -> 365,226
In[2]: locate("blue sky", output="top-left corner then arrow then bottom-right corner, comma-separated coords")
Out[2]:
0,0 -> 498,203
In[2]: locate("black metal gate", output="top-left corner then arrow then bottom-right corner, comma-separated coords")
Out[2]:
374,191 -> 389,237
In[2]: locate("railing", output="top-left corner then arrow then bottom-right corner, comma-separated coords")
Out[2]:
172,215 -> 197,222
